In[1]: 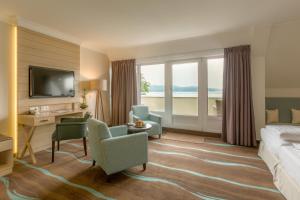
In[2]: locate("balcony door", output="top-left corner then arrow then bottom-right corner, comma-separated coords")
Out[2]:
138,56 -> 224,133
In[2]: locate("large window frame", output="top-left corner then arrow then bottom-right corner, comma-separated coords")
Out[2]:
136,50 -> 224,133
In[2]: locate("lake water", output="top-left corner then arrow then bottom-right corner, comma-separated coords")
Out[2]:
142,91 -> 222,98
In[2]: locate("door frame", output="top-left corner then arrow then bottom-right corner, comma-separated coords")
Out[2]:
136,50 -> 224,133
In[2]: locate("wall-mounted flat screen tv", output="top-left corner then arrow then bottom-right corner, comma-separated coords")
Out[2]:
29,66 -> 75,98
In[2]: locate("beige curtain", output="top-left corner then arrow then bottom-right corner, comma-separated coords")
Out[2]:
111,59 -> 137,125
222,45 -> 257,147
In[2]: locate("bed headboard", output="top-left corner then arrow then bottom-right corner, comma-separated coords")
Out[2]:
266,98 -> 300,123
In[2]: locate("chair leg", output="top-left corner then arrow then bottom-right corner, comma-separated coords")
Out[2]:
106,174 -> 111,183
57,140 -> 60,151
159,134 -> 161,139
83,137 -> 87,156
143,163 -> 146,171
92,160 -> 96,166
52,140 -> 55,163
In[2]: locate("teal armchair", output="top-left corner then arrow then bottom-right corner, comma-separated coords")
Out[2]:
87,119 -> 148,177
51,112 -> 92,162
130,105 -> 162,138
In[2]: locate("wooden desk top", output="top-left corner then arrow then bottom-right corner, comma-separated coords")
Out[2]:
18,110 -> 84,126
0,135 -> 12,142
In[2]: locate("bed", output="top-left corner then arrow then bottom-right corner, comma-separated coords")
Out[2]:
259,98 -> 300,199
274,145 -> 300,200
258,125 -> 292,174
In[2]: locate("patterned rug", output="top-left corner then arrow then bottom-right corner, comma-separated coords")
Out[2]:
0,133 -> 284,200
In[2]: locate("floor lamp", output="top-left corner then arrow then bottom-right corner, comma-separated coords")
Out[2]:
82,79 -> 107,122
99,80 -> 107,122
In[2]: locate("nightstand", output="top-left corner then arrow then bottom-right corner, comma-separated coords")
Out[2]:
0,135 -> 13,176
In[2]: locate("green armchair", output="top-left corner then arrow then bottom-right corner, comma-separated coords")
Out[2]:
130,105 -> 162,138
87,118 -> 148,177
51,112 -> 91,162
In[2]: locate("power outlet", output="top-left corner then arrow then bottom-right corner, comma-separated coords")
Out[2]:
40,105 -> 49,112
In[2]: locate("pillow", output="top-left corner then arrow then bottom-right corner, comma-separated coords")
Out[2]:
291,109 -> 300,124
266,109 -> 279,124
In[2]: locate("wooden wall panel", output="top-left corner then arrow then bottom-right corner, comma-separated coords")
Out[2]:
17,27 -> 81,154
17,27 -> 80,114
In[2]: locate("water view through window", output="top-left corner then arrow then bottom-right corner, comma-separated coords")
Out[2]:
140,58 -> 223,117
172,62 -> 198,116
140,64 -> 165,112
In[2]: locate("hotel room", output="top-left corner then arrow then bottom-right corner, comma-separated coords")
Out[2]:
0,0 -> 300,199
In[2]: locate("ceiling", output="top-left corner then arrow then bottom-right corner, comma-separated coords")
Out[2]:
1,0 -> 300,52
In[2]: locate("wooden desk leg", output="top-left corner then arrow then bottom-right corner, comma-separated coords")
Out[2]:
19,126 -> 37,164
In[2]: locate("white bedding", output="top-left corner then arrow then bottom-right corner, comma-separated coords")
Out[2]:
260,127 -> 289,156
292,143 -> 300,150
278,146 -> 300,187
265,124 -> 300,142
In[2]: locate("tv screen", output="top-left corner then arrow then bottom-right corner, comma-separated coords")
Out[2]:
29,66 -> 75,98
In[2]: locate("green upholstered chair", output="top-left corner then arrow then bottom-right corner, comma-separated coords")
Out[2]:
87,118 -> 148,177
130,105 -> 163,138
51,112 -> 92,162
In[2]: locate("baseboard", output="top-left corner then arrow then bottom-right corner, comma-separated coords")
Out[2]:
163,127 -> 221,138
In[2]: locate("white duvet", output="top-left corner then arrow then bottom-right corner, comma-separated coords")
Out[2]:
265,125 -> 300,142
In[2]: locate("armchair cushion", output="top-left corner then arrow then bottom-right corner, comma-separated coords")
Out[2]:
132,105 -> 149,120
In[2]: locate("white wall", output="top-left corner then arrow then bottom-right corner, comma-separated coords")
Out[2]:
107,27 -> 266,138
266,19 -> 300,97
80,47 -> 110,123
0,21 -> 10,135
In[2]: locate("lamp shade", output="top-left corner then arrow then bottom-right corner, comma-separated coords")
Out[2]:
80,81 -> 91,91
89,79 -> 100,90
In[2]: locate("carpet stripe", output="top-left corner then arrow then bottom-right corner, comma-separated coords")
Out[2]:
0,176 -> 39,200
45,149 -> 92,164
149,162 -> 279,193
122,171 -> 226,200
15,159 -> 114,200
151,141 -> 260,160
150,150 -> 266,171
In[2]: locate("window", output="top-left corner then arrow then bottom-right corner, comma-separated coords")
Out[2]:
140,64 -> 165,112
207,58 -> 224,116
172,62 -> 198,116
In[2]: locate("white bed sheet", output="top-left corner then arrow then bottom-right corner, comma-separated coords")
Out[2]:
266,124 -> 300,141
278,146 -> 300,187
260,127 -> 289,156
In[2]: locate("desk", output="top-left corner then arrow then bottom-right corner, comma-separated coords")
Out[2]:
18,110 -> 84,164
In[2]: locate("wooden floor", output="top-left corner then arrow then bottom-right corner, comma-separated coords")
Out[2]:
0,132 -> 284,200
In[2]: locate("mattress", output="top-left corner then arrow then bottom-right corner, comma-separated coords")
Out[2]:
278,146 -> 300,186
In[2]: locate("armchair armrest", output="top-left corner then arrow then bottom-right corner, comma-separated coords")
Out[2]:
109,125 -> 128,137
100,132 -> 148,174
61,117 -> 85,123
149,113 -> 162,124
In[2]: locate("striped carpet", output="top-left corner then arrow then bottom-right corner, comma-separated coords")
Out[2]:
0,132 -> 284,200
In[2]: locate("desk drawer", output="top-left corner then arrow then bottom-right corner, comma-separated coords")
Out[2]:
0,139 -> 12,152
34,116 -> 55,126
